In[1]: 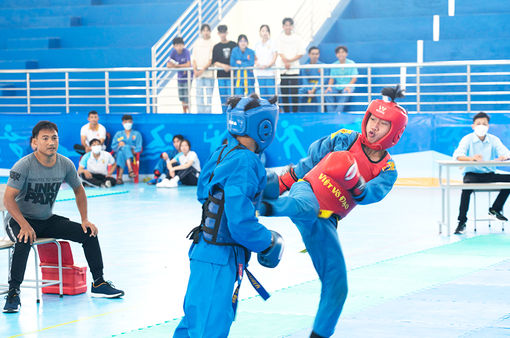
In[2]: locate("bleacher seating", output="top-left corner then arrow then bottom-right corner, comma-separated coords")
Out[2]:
0,0 -> 194,115
315,0 -> 510,112
0,0 -> 192,69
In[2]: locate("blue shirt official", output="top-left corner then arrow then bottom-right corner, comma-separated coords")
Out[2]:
453,132 -> 510,173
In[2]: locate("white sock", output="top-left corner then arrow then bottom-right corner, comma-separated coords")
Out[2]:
173,176 -> 180,182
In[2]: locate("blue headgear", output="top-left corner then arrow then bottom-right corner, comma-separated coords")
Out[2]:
227,96 -> 279,153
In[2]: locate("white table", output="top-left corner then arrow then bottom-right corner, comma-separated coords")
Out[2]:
437,160 -> 510,235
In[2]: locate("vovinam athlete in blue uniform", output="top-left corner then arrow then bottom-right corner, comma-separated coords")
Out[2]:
261,86 -> 408,338
174,94 -> 284,337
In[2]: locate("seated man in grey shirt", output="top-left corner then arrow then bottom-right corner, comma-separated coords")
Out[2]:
3,121 -> 124,313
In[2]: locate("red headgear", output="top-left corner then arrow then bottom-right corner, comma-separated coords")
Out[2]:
360,87 -> 408,150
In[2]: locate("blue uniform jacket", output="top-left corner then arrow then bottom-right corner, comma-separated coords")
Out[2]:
230,47 -> 255,68
111,130 -> 143,153
191,139 -> 272,265
300,60 -> 328,87
293,130 -> 397,205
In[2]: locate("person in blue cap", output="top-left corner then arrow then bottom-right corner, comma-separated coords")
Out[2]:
174,94 -> 284,337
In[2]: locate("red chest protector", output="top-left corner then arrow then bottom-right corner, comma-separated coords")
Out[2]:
347,135 -> 391,183
303,135 -> 393,219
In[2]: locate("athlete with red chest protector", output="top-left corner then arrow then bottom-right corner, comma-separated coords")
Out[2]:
260,86 -> 408,338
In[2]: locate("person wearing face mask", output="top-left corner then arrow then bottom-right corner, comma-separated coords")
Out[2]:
78,139 -> 116,188
453,112 -> 510,234
111,115 -> 143,185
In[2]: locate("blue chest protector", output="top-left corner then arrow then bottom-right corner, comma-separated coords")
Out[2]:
188,144 -> 251,249
186,143 -> 271,311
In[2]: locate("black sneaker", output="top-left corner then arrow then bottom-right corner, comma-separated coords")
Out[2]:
489,208 -> 508,221
91,280 -> 124,298
3,288 -> 20,313
454,221 -> 466,235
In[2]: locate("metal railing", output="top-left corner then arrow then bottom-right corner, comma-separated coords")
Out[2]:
0,60 -> 509,114
150,0 -> 236,106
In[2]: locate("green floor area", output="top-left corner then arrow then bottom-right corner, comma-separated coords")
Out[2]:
113,234 -> 510,337
56,189 -> 128,202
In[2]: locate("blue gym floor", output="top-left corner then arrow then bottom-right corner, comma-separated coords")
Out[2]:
1,158 -> 509,337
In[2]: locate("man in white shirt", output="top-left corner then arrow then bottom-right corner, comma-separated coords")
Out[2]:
74,110 -> 107,155
277,18 -> 306,113
452,112 -> 510,234
192,24 -> 215,114
78,138 -> 116,188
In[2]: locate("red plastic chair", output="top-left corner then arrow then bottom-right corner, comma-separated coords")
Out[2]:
131,151 -> 141,183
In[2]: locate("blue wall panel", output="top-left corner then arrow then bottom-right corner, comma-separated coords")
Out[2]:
1,112 -> 510,175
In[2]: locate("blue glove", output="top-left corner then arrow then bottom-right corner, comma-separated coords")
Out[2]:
258,201 -> 273,217
257,230 -> 284,268
262,171 -> 280,200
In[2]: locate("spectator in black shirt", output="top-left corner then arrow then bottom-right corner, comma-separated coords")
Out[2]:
212,25 -> 237,113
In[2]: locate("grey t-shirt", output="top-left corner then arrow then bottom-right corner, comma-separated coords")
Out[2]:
7,153 -> 81,220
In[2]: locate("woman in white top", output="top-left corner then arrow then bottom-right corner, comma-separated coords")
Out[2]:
254,25 -> 278,99
157,139 -> 201,188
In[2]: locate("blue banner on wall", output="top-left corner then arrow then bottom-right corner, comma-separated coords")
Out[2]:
1,112 -> 509,174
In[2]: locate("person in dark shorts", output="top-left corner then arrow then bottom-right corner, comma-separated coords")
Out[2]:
168,37 -> 191,113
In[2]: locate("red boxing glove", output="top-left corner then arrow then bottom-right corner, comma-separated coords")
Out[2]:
303,151 -> 366,219
278,167 -> 298,194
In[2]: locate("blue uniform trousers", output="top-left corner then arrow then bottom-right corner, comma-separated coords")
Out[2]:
233,77 -> 255,96
298,86 -> 322,112
174,249 -> 237,338
153,157 -> 169,177
218,78 -> 232,113
115,146 -> 134,170
269,181 -> 348,337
